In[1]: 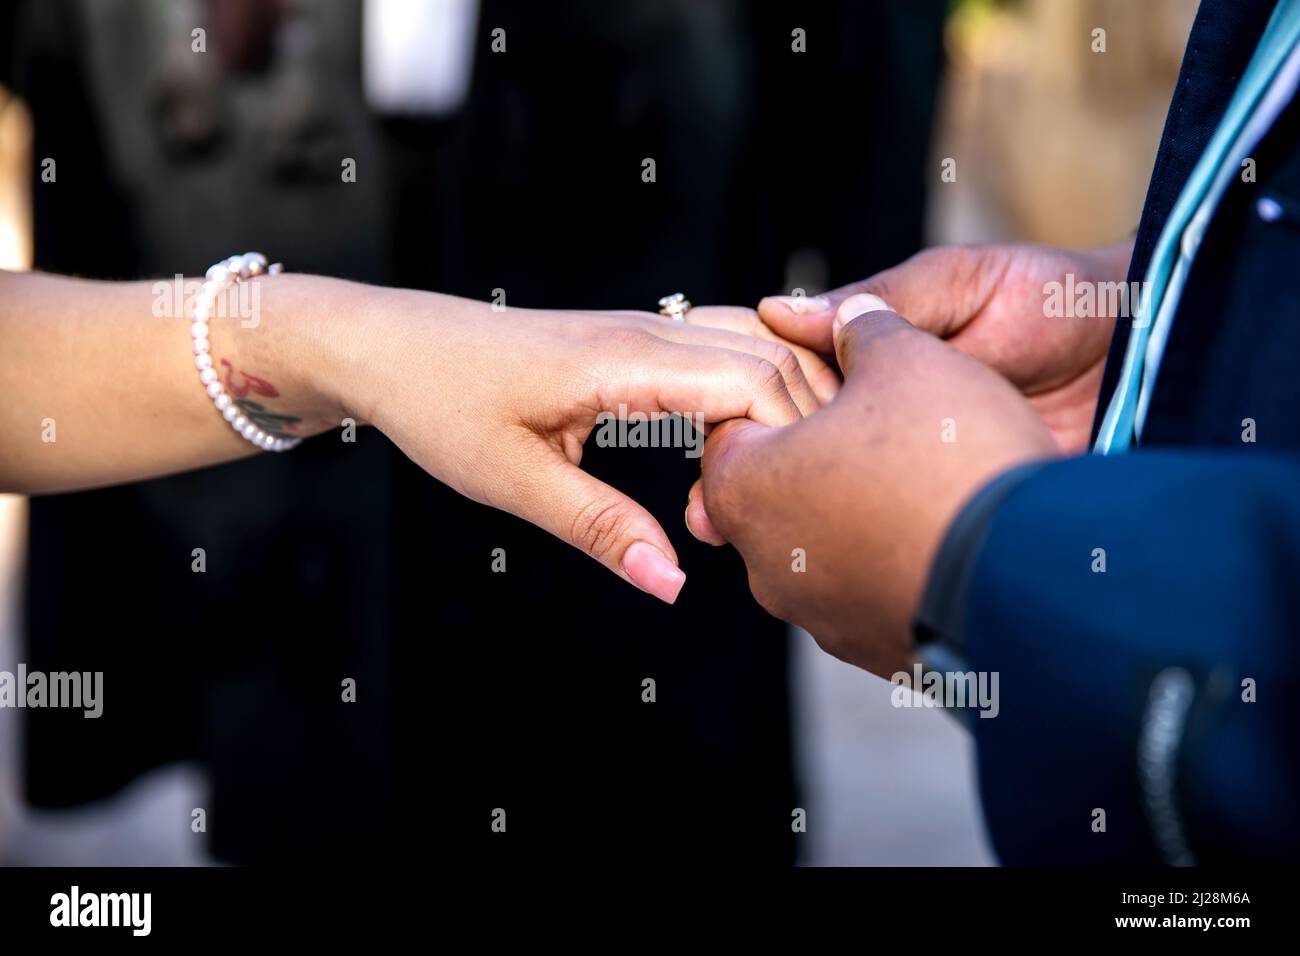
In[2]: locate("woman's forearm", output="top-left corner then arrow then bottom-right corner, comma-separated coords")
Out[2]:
0,269 -> 371,493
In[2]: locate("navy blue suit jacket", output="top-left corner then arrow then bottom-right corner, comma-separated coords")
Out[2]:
925,0 -> 1300,864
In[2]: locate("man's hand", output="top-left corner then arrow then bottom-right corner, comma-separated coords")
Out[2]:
757,241 -> 1133,452
690,294 -> 1058,676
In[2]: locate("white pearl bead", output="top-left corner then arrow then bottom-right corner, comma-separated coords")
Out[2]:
244,252 -> 267,276
228,256 -> 248,279
191,321 -> 209,339
205,264 -> 229,283
222,404 -> 238,421
199,367 -> 217,384
195,353 -> 213,370
253,430 -> 267,445
206,381 -> 224,398
193,303 -> 211,322
215,393 -> 232,410
192,337 -> 209,354
241,423 -> 258,440
233,414 -> 248,430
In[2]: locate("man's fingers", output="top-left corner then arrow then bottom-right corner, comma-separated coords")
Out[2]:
755,293 -> 842,354
519,457 -> 687,603
698,417 -> 771,544
756,278 -> 900,354
832,294 -> 913,379
757,273 -> 910,353
757,247 -> 992,352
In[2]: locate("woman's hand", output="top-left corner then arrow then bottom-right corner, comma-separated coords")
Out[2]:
2,270 -> 821,604
0,242 -> 1128,611
756,241 -> 1133,452
314,283 -> 820,603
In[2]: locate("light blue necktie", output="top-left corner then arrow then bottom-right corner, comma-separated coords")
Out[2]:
1095,0 -> 1300,454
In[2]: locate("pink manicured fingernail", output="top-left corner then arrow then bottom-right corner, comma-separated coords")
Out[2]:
834,293 -> 891,333
623,541 -> 686,604
765,294 -> 831,315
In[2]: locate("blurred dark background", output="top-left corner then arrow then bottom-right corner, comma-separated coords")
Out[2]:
0,0 -> 946,864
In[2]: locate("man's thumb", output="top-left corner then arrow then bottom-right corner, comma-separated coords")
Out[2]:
832,293 -> 908,375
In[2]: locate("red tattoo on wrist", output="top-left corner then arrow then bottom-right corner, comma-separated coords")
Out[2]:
220,357 -> 280,399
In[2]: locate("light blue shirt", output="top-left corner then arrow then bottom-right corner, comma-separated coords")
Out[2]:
1095,0 -> 1300,453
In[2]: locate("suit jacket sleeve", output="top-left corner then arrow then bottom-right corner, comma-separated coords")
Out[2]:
918,450 -> 1300,864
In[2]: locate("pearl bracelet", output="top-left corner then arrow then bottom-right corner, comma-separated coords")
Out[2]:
191,252 -> 300,453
